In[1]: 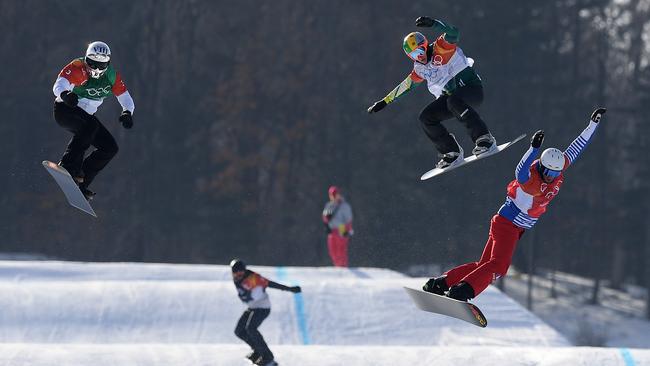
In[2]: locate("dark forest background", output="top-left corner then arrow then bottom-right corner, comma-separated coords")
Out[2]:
1,1 -> 649,291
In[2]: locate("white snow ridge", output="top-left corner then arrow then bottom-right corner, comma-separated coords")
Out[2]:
0,260 -> 648,365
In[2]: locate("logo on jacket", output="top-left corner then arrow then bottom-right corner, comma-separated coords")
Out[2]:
85,85 -> 112,97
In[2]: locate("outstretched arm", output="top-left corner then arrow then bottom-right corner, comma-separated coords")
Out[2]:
383,72 -> 423,105
268,280 -> 301,293
515,147 -> 538,184
368,72 -> 423,113
516,130 -> 544,184
415,17 -> 459,44
563,108 -> 606,168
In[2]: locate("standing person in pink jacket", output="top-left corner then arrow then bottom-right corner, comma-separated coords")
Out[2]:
322,186 -> 354,267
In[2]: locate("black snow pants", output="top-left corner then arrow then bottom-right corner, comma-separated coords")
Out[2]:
234,308 -> 273,360
53,102 -> 118,188
418,84 -> 490,154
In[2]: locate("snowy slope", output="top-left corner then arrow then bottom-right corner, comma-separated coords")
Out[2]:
0,261 -> 649,365
502,269 -> 650,349
0,344 -> 647,366
0,260 -> 404,282
0,261 -> 565,346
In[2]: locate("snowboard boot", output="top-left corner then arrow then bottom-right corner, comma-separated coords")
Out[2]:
447,281 -> 475,302
422,276 -> 449,296
435,134 -> 464,169
472,133 -> 497,156
78,185 -> 96,201
246,351 -> 261,364
258,361 -> 278,366
58,161 -> 84,184
256,353 -> 276,366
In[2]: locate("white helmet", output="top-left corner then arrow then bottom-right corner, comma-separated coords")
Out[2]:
85,41 -> 111,78
540,148 -> 565,171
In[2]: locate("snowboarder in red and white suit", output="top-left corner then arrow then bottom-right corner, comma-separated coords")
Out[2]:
423,108 -> 607,301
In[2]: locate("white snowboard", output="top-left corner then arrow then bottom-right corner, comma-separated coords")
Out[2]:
42,160 -> 97,217
404,287 -> 487,328
421,134 -> 527,181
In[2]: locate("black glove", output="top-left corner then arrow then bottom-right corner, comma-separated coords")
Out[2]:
415,16 -> 435,27
531,130 -> 545,148
423,278 -> 436,292
290,286 -> 301,293
590,107 -> 606,123
60,91 -> 78,107
324,222 -> 332,234
367,100 -> 387,114
119,110 -> 134,129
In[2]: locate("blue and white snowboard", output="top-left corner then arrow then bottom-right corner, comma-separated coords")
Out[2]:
42,160 -> 97,217
421,134 -> 527,181
404,287 -> 487,327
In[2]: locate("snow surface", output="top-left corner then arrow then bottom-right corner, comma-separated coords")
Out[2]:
503,269 -> 650,349
0,344 -> 646,366
0,260 -> 649,365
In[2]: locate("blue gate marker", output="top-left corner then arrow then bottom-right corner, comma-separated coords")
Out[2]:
620,348 -> 636,366
276,267 -> 311,345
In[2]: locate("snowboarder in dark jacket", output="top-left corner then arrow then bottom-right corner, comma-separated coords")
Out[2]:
231,259 -> 301,366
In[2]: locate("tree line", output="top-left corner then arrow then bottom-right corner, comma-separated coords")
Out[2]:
1,1 -> 649,307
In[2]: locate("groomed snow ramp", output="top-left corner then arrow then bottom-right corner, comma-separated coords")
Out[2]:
0,261 -> 649,366
0,344 -> 646,366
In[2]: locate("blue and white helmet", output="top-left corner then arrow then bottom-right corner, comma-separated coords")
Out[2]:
85,41 -> 111,78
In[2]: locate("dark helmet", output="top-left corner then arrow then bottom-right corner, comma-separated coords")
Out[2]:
230,258 -> 246,272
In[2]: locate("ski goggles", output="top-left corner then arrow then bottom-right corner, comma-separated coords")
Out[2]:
85,57 -> 109,71
408,47 -> 426,61
541,167 -> 562,178
232,271 -> 245,281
